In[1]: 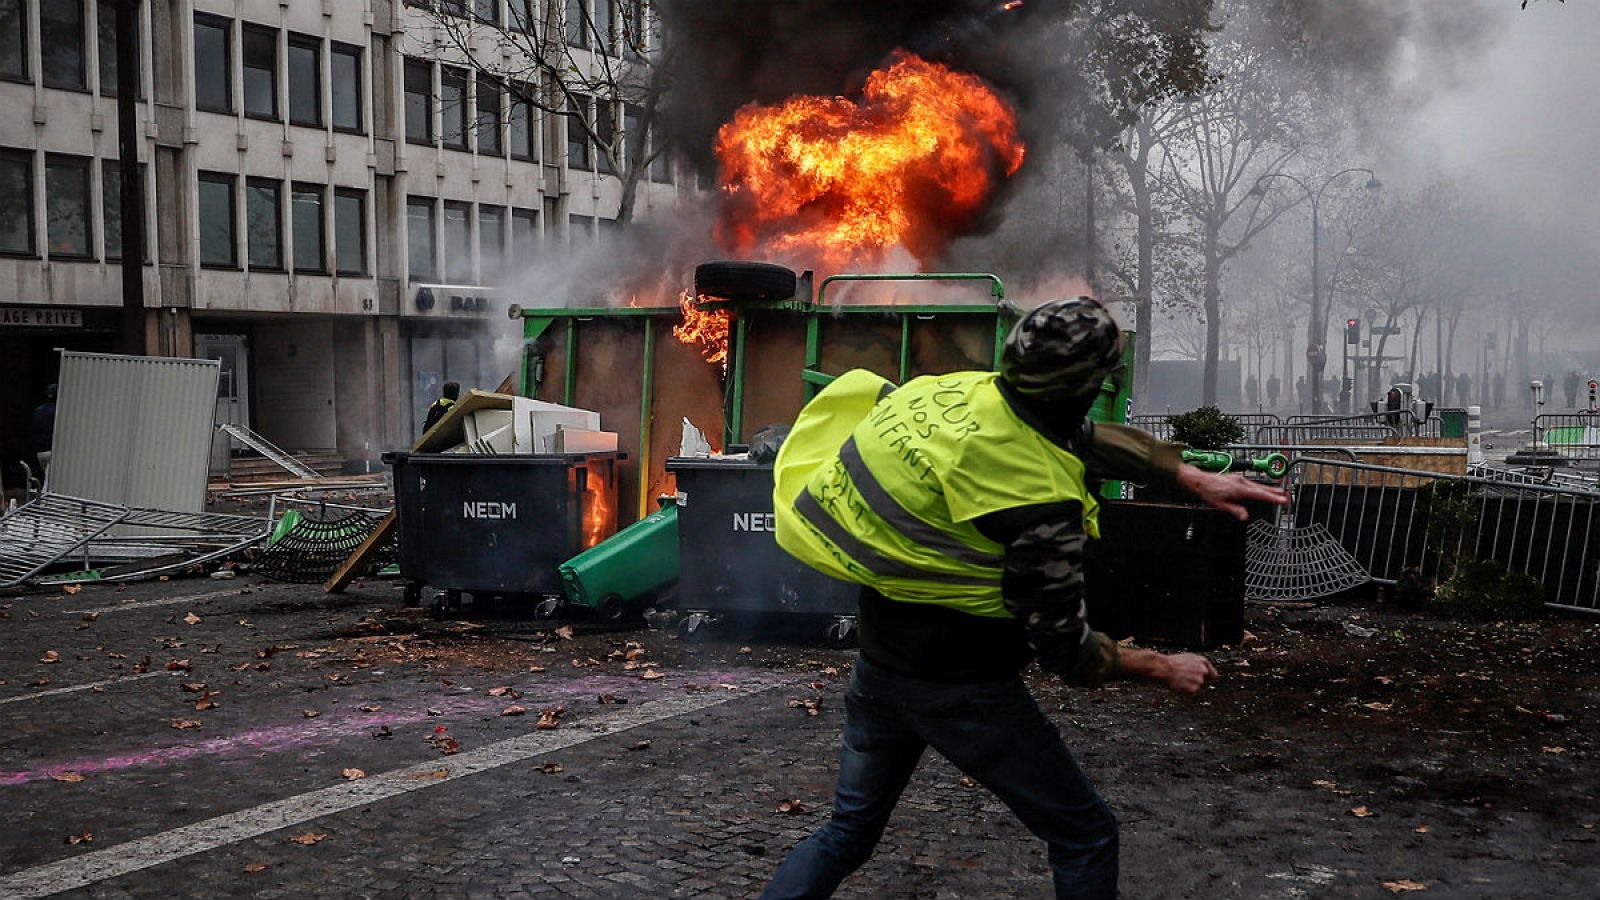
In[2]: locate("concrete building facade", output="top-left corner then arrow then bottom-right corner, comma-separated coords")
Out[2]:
0,0 -> 688,476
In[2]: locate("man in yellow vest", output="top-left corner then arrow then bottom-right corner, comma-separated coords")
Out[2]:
763,297 -> 1287,899
422,381 -> 460,435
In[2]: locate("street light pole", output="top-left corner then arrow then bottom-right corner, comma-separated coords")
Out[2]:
1252,167 -> 1379,414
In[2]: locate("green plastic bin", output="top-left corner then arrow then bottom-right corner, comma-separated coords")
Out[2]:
559,502 -> 680,620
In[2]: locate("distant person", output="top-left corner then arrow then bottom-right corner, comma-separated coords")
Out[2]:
423,381 -> 461,434
31,384 -> 56,473
1456,372 -> 1472,407
1266,374 -> 1281,409
1494,371 -> 1505,409
1245,374 -> 1259,409
1295,375 -> 1307,412
1564,370 -> 1580,408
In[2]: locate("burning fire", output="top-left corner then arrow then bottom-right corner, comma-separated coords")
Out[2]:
713,52 -> 1026,271
583,466 -> 612,549
673,291 -> 732,367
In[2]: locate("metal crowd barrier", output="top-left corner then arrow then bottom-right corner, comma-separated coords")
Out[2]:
1532,412 -> 1600,460
1127,412 -> 1282,443
1275,457 -> 1600,614
1255,423 -> 1400,444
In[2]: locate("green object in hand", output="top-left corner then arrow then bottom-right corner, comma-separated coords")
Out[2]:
1181,449 -> 1290,480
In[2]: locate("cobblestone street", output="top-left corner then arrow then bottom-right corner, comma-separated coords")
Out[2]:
1,575 -> 1596,898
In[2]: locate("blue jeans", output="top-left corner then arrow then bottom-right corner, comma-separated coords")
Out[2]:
761,658 -> 1119,899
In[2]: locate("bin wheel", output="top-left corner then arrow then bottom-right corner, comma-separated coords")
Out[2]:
595,593 -> 629,623
679,611 -> 718,641
533,596 -> 563,620
826,617 -> 857,647
402,583 -> 423,608
429,592 -> 449,620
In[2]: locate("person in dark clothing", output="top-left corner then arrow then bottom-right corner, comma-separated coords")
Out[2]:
1564,370 -> 1581,408
1267,373 -> 1281,409
422,381 -> 460,434
764,298 -> 1288,899
31,384 -> 57,473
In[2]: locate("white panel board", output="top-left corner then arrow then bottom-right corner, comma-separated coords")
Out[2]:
49,352 -> 221,513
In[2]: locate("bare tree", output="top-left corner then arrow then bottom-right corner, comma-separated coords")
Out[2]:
408,0 -> 676,225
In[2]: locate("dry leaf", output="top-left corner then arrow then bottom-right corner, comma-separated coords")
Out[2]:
538,762 -> 563,774
183,612 -> 201,625
528,665 -> 547,673
165,659 -> 191,672
243,863 -> 268,873
288,832 -> 327,845
40,650 -> 60,664
341,768 -> 366,780
302,709 -> 321,718
62,585 -> 82,595
628,740 -> 652,751
822,667 -> 840,677
180,682 -> 207,693
1382,880 -> 1428,893
625,647 -> 646,662
640,669 -> 664,680
30,676 -> 49,687
1542,746 -> 1566,754
535,707 -> 566,730
487,686 -> 516,697
1362,701 -> 1393,712
359,704 -> 382,713
50,772 -> 86,783
958,776 -> 978,788
171,719 -> 202,729
501,704 -> 528,717
406,769 -> 449,780
194,691 -> 219,711
1414,825 -> 1431,834
597,693 -> 627,705
776,799 -> 808,815
554,625 -> 574,640
1351,806 -> 1374,818
65,831 -> 92,844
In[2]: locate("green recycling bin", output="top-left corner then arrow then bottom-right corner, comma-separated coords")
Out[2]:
560,502 -> 680,620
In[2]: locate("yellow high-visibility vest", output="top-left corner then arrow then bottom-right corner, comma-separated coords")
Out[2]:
774,369 -> 1098,618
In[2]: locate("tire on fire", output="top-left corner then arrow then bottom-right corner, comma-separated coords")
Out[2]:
694,261 -> 798,303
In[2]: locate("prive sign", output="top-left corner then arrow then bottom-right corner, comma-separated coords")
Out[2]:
0,306 -> 83,328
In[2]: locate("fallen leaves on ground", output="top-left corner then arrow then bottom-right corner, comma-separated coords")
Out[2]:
528,665 -> 547,673
62,585 -> 82,595
1351,806 -> 1375,818
1363,701 -> 1394,712
132,654 -> 151,673
194,691 -> 219,711
183,612 -> 201,625
359,704 -> 382,713
501,704 -> 528,717
777,799 -> 808,815
29,676 -> 49,687
487,686 -> 520,698
628,740 -> 652,751
597,693 -> 627,705
640,669 -> 664,681
165,659 -> 191,672
554,625 -> 574,640
50,772 -> 86,783
243,863 -> 268,873
1414,825 -> 1431,834
302,709 -> 320,718
958,776 -> 978,788
65,831 -> 92,844
1543,746 -> 1566,754
788,698 -> 822,717
171,719 -> 202,729
426,726 -> 462,755
536,707 -> 567,730
288,832 -> 327,845
180,682 -> 207,693
39,650 -> 59,664
372,725 -> 394,739
537,762 -> 564,774
341,768 -> 366,780
1382,880 -> 1429,893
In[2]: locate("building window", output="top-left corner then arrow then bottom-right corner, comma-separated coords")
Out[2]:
334,188 -> 366,276
245,178 -> 282,270
479,204 -> 504,280
592,0 -> 613,54
476,76 -> 503,156
567,213 -> 593,243
404,59 -> 432,144
102,158 -> 144,262
193,14 -> 231,113
443,201 -> 471,283
623,1 -> 644,59
509,85 -> 536,161
407,197 -> 435,281
46,155 -> 93,259
41,0 -> 87,90
288,35 -> 321,127
330,43 -> 362,132
291,184 -> 325,273
0,0 -> 26,83
567,94 -> 591,169
594,98 -> 615,175
624,103 -> 642,176
0,149 -> 34,255
473,0 -> 498,26
242,25 -> 277,120
512,208 -> 538,261
441,66 -> 468,151
508,0 -> 534,33
438,0 -> 466,16
96,0 -> 139,98
650,125 -> 670,184
564,0 -> 588,49
198,172 -> 236,267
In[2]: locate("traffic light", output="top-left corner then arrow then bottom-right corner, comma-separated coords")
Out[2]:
1345,319 -> 1360,344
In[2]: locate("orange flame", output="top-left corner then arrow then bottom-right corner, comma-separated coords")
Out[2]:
713,52 -> 1025,272
672,290 -> 731,368
583,466 -> 612,549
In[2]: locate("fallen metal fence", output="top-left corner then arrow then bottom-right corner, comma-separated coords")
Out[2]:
1252,457 -> 1600,614
1533,412 -> 1600,460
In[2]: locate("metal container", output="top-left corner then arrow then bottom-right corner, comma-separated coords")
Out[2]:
667,456 -> 857,633
1085,500 -> 1247,648
560,501 -> 680,620
384,451 -> 619,612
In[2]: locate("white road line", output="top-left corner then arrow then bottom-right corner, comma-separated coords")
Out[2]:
0,670 -> 173,706
65,587 -> 256,616
0,680 -> 789,898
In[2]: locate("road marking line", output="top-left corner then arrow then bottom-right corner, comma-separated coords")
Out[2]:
65,587 -> 256,615
0,680 -> 789,898
0,671 -> 173,706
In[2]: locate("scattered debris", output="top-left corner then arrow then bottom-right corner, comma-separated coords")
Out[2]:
65,831 -> 92,845
536,707 -> 567,730
341,768 -> 366,780
171,719 -> 202,730
1343,622 -> 1380,639
777,799 -> 808,815
288,832 -> 327,846
501,705 -> 528,717
39,650 -> 59,664
50,772 -> 86,783
1382,880 -> 1429,893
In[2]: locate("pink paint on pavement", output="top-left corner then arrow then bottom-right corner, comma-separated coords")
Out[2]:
0,668 -> 784,787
